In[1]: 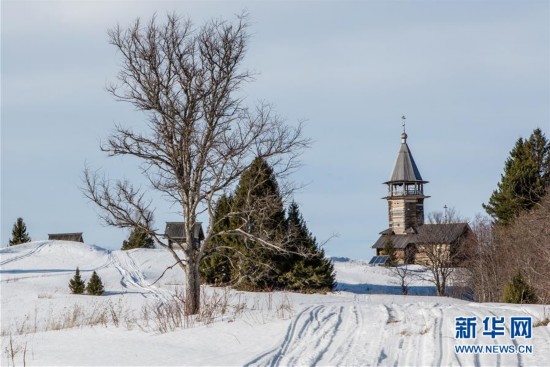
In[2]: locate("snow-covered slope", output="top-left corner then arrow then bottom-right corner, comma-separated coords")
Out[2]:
1,241 -> 549,366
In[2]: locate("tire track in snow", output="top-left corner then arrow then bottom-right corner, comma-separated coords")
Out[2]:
0,255 -> 113,283
375,304 -> 396,366
386,303 -> 407,366
460,304 -> 500,367
0,242 -> 48,266
487,309 -> 519,367
431,306 -> 444,367
110,251 -> 171,302
395,303 -> 438,367
415,304 -> 433,366
245,306 -> 316,367
436,304 -> 464,367
326,303 -> 365,366
246,305 -> 344,367
339,303 -> 389,367
396,304 -> 418,366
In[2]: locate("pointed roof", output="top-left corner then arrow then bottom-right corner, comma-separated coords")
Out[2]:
384,132 -> 427,184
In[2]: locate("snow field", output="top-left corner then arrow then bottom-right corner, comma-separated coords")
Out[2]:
2,241 -> 549,366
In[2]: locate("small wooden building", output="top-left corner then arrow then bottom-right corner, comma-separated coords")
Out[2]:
164,222 -> 204,248
372,223 -> 475,265
48,232 -> 84,242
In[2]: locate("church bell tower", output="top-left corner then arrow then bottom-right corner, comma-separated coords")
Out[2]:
384,117 -> 429,234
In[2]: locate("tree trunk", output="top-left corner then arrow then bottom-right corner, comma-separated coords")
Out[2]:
185,258 -> 201,315
438,278 -> 446,296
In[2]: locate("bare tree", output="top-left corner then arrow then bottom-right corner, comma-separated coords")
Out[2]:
83,13 -> 309,315
388,264 -> 412,295
417,209 -> 474,296
466,191 -> 550,304
493,192 -> 550,303
465,214 -> 502,302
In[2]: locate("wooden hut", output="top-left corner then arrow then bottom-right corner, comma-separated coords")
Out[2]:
164,222 -> 204,248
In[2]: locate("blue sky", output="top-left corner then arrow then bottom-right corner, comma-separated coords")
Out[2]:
2,1 -> 549,258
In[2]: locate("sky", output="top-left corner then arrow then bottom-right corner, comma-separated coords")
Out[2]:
2,1 -> 549,258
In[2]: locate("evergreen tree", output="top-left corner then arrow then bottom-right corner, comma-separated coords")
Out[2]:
121,227 -> 155,250
9,217 -> 31,246
230,158 -> 287,290
483,128 -> 550,225
502,271 -> 537,304
200,194 -> 234,285
86,271 -> 105,295
69,267 -> 86,294
382,238 -> 397,266
280,202 -> 335,291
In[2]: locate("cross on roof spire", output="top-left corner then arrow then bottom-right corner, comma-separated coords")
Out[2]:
400,115 -> 408,143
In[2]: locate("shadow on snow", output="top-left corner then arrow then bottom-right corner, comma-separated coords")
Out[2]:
336,282 -> 437,296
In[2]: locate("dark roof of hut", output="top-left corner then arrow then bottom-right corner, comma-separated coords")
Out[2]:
164,222 -> 205,241
48,232 -> 84,242
372,223 -> 470,249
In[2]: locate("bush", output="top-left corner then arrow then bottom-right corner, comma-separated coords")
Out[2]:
382,238 -> 397,266
69,267 -> 86,294
502,272 -> 537,304
86,271 -> 105,296
122,228 -> 154,250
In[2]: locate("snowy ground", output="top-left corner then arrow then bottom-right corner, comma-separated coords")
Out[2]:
1,241 -> 549,366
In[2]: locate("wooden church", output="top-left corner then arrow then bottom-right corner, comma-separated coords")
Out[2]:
371,120 -> 475,265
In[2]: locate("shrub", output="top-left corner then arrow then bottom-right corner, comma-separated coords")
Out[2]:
122,228 -> 154,250
86,271 -> 105,296
502,272 -> 537,304
69,267 -> 86,294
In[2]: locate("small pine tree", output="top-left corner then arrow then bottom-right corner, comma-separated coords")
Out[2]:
69,267 -> 86,294
502,272 -> 537,304
382,238 -> 398,266
86,271 -> 105,296
9,217 -> 31,246
122,227 -> 155,250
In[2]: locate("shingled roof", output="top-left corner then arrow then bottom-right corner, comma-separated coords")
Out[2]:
385,133 -> 427,184
164,222 -> 204,241
48,232 -> 84,242
372,223 -> 470,249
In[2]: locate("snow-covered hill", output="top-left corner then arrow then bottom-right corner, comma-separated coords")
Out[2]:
1,241 -> 549,366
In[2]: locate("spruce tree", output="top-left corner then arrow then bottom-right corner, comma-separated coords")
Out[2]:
69,267 -> 86,294
502,271 -> 537,304
281,202 -> 335,292
382,238 -> 397,266
9,217 -> 31,246
230,158 -> 287,290
86,271 -> 105,295
121,228 -> 155,250
200,194 -> 234,285
483,128 -> 550,225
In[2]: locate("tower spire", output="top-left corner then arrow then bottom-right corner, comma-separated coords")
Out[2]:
384,117 -> 429,234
